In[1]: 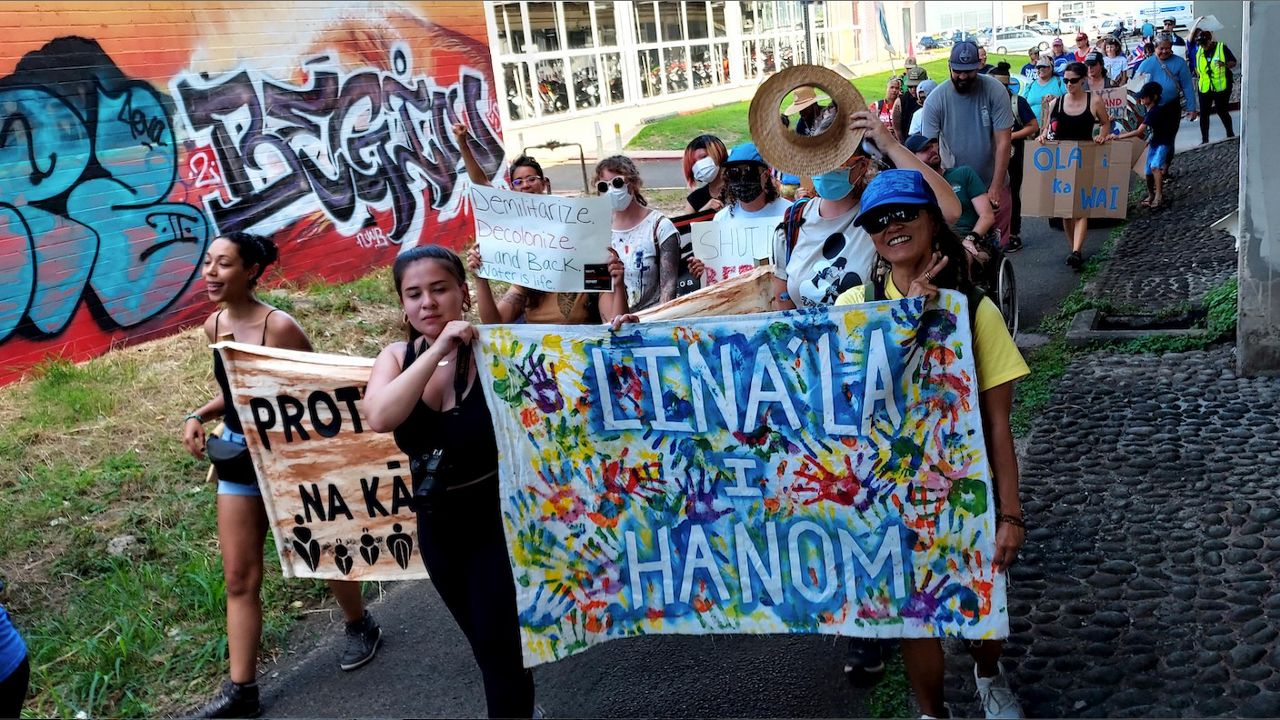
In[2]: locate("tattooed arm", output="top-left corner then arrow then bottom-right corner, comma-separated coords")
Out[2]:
658,226 -> 681,304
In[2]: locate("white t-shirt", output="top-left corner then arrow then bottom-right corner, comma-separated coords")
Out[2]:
772,198 -> 876,309
611,210 -> 679,312
1104,55 -> 1127,81
713,197 -> 792,222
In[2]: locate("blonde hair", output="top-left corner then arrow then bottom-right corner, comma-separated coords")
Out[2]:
594,155 -> 649,207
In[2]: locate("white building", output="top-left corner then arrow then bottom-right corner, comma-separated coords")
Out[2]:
484,1 -> 920,152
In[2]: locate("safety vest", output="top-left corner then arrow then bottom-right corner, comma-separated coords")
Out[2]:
1197,42 -> 1227,93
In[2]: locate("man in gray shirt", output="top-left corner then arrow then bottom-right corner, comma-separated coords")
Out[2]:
921,41 -> 1015,246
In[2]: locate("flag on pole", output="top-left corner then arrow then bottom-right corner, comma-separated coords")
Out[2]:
876,1 -> 894,55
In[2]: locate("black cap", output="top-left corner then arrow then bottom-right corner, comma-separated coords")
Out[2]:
1086,51 -> 1103,63
949,41 -> 982,71
904,133 -> 938,153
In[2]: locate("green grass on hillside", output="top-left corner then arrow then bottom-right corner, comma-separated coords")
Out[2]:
628,54 -> 1025,151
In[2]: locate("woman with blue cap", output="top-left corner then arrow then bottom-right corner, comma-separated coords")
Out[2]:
835,168 -> 1029,720
714,142 -> 792,221
772,110 -> 960,311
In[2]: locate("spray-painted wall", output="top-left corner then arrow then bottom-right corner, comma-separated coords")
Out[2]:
0,1 -> 504,384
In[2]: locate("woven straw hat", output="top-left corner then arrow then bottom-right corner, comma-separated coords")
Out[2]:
749,64 -> 868,176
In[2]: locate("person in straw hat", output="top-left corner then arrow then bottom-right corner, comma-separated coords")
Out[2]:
784,86 -> 829,136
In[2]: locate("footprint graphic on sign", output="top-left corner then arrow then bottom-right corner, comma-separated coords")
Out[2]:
387,523 -> 413,569
291,515 -> 321,571
359,529 -> 380,566
334,543 -> 354,575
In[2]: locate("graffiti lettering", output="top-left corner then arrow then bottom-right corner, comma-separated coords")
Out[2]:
0,36 -> 211,343
173,46 -> 504,244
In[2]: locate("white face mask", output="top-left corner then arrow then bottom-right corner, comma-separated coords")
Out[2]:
607,185 -> 633,211
691,156 -> 719,185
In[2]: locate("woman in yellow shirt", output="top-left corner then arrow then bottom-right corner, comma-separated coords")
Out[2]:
836,169 -> 1029,720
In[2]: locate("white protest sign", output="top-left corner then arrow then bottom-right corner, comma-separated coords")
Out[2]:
471,186 -> 613,292
690,220 -> 775,284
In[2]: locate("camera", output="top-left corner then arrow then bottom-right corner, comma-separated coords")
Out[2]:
409,448 -> 447,513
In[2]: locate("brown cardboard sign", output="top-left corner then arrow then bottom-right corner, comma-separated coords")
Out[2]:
1021,140 -> 1134,219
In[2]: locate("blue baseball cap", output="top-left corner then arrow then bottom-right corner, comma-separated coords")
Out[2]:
853,169 -> 938,228
725,142 -> 766,166
949,41 -> 982,71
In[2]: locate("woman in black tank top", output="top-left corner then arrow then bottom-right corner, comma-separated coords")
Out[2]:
363,245 -> 537,718
181,233 -> 379,718
1038,61 -> 1113,271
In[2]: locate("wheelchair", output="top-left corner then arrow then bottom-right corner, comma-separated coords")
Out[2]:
968,231 -> 1019,339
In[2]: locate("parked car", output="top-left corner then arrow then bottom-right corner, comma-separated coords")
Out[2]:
1029,19 -> 1059,35
989,28 -> 1053,54
916,35 -> 945,51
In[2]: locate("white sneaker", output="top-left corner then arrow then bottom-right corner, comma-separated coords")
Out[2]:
974,662 -> 1024,719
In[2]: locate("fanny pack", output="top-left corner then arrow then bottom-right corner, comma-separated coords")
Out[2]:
207,430 -> 254,484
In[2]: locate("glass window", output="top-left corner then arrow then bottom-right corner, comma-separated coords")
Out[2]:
742,39 -> 759,79
601,52 -> 624,104
761,1 -> 776,31
534,58 -> 568,115
761,38 -> 776,73
665,45 -> 689,93
777,37 -> 795,70
564,2 -> 594,49
527,2 -> 562,53
659,1 -> 685,42
639,48 -> 663,97
813,2 -> 826,30
503,62 -> 535,121
691,44 -> 713,89
495,2 -> 526,54
635,1 -> 658,43
595,1 -> 618,45
570,55 -> 601,110
715,42 -> 729,84
687,1 -> 709,39
711,1 -> 726,37
741,1 -> 756,33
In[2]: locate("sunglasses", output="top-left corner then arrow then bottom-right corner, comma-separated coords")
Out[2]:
512,175 -> 543,188
1064,76 -> 1083,84
596,176 -> 626,194
724,165 -> 763,182
864,206 -> 923,234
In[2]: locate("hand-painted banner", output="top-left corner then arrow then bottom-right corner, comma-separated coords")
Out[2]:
471,186 -> 613,292
691,220 -> 774,284
476,291 -> 1007,666
216,342 -> 426,581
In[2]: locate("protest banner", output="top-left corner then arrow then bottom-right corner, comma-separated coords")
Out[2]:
216,342 -> 426,581
1021,140 -> 1134,219
1096,87 -> 1137,135
691,220 -> 774,284
476,291 -> 1008,666
471,186 -> 613,292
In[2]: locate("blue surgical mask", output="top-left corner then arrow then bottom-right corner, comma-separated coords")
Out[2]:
812,169 -> 854,200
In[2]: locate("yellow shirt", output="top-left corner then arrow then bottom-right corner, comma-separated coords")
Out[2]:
836,275 -> 1030,393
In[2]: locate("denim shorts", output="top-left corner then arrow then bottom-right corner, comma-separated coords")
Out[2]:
1147,144 -> 1172,174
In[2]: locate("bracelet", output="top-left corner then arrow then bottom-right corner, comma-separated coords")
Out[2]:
997,513 -> 1026,529
184,412 -> 205,425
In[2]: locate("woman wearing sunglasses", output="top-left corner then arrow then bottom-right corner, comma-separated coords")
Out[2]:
595,155 -> 680,317
835,169 -> 1029,720
685,142 -> 792,283
454,122 -> 625,325
772,110 -> 960,312
1038,62 -> 1111,270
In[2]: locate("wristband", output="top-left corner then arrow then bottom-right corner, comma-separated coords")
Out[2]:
996,513 -> 1025,529
184,412 -> 205,425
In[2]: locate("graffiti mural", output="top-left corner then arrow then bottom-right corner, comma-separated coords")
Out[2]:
172,46 -> 503,244
0,3 -> 502,384
0,36 -> 211,343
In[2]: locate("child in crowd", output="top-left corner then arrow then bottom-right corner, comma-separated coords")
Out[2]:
1115,82 -> 1177,210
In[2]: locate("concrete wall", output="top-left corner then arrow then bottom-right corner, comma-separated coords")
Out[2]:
0,1 -> 501,384
1191,0 -> 1244,53
1237,1 -> 1280,375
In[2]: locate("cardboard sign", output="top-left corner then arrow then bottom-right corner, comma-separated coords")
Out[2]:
1095,87 -> 1138,135
1021,140 -> 1134,219
216,342 -> 427,581
691,220 -> 775,284
476,292 -> 1009,666
471,186 -> 613,292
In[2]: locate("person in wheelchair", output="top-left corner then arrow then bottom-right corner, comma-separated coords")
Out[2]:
904,133 -> 997,266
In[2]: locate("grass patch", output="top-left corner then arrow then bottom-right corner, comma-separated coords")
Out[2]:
866,655 -> 912,718
0,269 -> 404,718
627,54 -> 1025,151
1111,275 -> 1238,354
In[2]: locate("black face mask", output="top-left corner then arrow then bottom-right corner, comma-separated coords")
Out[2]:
729,179 -> 764,203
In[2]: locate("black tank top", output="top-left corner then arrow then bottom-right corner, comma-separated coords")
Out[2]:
212,309 -> 275,434
1050,93 -> 1096,141
391,338 -> 499,488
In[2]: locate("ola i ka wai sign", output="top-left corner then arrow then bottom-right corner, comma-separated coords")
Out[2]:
1022,140 -> 1133,219
0,1 -> 508,384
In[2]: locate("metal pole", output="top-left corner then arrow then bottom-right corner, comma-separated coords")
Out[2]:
802,0 -> 814,64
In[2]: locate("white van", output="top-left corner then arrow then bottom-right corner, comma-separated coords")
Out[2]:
1137,2 -> 1195,30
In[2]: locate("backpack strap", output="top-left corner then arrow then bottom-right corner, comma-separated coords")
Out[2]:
781,197 -> 812,265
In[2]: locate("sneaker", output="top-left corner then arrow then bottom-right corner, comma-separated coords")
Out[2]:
920,706 -> 952,720
842,637 -> 887,686
1004,235 -> 1023,253
195,679 -> 261,719
1066,251 -> 1083,269
339,610 -> 382,671
974,662 -> 1024,719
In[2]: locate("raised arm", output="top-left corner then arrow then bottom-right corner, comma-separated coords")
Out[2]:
453,122 -> 492,186
850,110 -> 962,225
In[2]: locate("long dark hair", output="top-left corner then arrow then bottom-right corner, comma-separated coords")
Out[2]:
870,207 -> 975,295
723,164 -> 780,216
392,244 -> 468,344
220,231 -> 279,285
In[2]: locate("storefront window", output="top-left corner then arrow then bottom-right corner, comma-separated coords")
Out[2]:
564,2 -> 594,49
711,1 -> 726,37
635,1 -> 658,43
570,55 -> 601,110
495,2 -> 526,54
742,39 -> 759,78
534,58 -> 568,115
691,44 -> 713,88
687,2 -> 709,39
527,2 -> 561,53
639,48 -> 663,97
504,62 -> 535,120
658,1 -> 685,41
601,52 -> 624,104
596,1 -> 618,45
